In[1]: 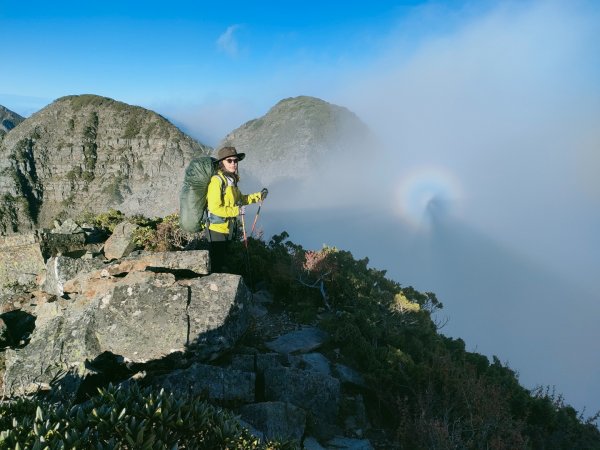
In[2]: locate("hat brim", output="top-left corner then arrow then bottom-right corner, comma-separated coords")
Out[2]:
219,153 -> 245,162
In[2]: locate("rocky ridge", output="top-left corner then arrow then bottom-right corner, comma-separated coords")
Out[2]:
0,221 -> 377,449
0,95 -> 211,234
0,105 -> 24,135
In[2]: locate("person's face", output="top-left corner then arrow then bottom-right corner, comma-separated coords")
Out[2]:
223,157 -> 238,171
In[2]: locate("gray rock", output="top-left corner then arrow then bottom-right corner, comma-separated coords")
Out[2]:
325,437 -> 374,450
185,274 -> 252,360
63,250 -> 210,297
303,436 -> 326,450
103,221 -> 139,260
249,303 -> 268,318
3,271 -> 251,397
292,353 -> 332,376
342,395 -> 370,436
0,317 -> 10,347
3,299 -> 100,397
265,326 -> 329,355
51,218 -> 83,234
239,401 -> 306,442
264,366 -> 340,439
0,233 -> 46,292
38,229 -> 87,259
159,362 -> 255,402
41,255 -> 106,296
252,289 -> 274,304
229,353 -> 288,373
333,364 -> 366,388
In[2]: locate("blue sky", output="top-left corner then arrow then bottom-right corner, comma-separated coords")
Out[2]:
1,0 -> 498,133
2,0 -> 600,416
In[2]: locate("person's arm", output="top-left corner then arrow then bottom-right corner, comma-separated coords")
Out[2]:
241,191 -> 262,205
207,176 -> 240,217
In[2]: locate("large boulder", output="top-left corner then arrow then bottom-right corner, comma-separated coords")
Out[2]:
41,255 -> 106,296
0,233 -> 45,292
265,326 -> 329,355
3,270 -> 251,397
238,402 -> 306,442
264,366 -> 340,440
103,221 -> 139,260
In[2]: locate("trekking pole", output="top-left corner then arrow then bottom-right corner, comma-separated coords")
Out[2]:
240,207 -> 248,249
239,207 -> 253,287
250,200 -> 263,237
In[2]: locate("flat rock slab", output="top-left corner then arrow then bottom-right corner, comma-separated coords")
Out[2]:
292,352 -> 332,376
239,401 -> 306,442
159,362 -> 255,402
265,326 -> 329,355
64,250 -> 210,298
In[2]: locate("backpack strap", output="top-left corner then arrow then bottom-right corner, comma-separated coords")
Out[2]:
207,173 -> 232,224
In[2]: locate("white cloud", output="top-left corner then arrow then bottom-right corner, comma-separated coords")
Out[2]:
216,24 -> 242,58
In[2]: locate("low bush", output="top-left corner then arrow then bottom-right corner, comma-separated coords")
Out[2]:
0,384 -> 291,449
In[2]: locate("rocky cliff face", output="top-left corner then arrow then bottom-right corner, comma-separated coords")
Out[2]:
219,96 -> 374,185
0,95 -> 211,234
0,105 -> 24,135
0,225 -> 374,447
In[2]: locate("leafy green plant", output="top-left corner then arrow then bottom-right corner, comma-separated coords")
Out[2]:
0,383 -> 292,449
131,213 -> 189,252
78,209 -> 126,233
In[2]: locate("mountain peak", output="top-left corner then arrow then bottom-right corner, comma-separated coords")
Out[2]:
219,96 -> 373,185
0,95 -> 209,234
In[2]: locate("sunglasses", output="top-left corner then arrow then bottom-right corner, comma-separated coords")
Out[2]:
225,158 -> 238,164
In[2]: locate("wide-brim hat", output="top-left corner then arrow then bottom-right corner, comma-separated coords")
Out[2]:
216,146 -> 245,162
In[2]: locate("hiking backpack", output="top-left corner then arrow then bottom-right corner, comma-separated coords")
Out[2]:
179,156 -> 217,233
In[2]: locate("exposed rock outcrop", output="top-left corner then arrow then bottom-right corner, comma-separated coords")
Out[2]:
0,105 -> 24,134
0,95 -> 211,234
3,266 -> 250,398
0,226 -> 375,448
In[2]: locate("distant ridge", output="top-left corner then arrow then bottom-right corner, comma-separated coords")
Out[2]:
0,94 -> 210,234
219,96 -> 374,185
0,105 -> 25,134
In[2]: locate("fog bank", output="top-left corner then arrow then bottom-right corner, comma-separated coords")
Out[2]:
251,1 -> 600,415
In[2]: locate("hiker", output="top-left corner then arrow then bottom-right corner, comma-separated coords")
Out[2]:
207,146 -> 267,272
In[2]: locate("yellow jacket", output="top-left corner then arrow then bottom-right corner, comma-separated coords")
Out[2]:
207,171 -> 262,234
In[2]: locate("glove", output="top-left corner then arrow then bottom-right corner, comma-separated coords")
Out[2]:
238,205 -> 246,216
260,188 -> 268,200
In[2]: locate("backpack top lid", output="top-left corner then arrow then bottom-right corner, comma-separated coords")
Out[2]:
182,156 -> 217,189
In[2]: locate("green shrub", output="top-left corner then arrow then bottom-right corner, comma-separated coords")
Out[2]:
0,383 -> 292,449
223,232 -> 600,449
78,209 -> 126,233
